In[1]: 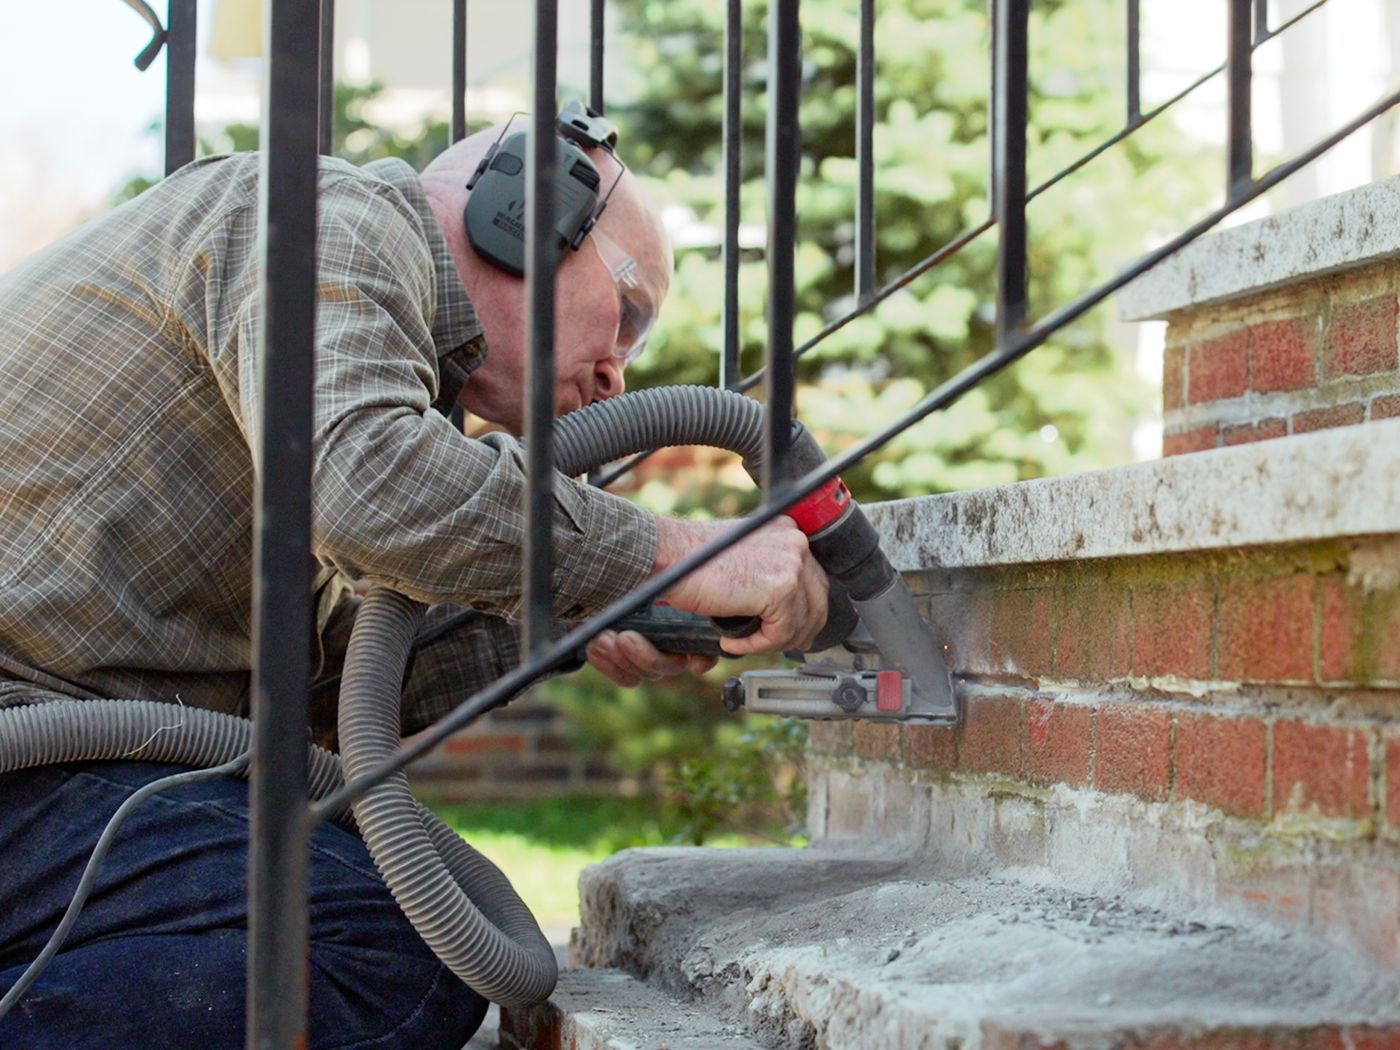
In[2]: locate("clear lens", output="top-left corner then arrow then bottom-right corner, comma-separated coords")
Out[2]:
590,230 -> 656,365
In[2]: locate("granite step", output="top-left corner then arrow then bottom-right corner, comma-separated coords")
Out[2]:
498,845 -> 1400,1050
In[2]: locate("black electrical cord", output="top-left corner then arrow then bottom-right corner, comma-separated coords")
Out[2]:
0,752 -> 252,1021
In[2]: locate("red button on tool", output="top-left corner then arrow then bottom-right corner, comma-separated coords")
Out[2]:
876,670 -> 904,713
785,477 -> 852,536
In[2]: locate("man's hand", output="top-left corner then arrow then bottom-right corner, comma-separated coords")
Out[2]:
585,629 -> 718,687
654,516 -> 828,656
584,515 -> 828,687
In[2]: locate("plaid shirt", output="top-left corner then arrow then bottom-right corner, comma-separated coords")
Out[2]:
0,154 -> 656,734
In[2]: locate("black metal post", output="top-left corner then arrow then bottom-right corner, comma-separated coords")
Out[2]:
164,0 -> 197,175
993,0 -> 1029,343
318,0 -> 335,155
590,0 -> 606,113
764,0 -> 801,493
247,0 -> 319,1044
855,0 -> 876,302
1126,0 -> 1141,124
1254,0 -> 1270,43
1228,0 -> 1254,199
453,0 -> 468,143
523,0 -> 559,659
721,0 -> 743,389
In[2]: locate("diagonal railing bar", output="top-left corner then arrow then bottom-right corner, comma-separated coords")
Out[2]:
309,80 -> 1400,828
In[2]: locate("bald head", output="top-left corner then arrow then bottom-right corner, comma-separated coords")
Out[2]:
416,121 -> 672,433
421,124 -> 671,301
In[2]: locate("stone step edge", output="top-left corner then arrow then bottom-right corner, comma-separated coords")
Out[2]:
497,968 -> 1400,1050
499,967 -> 767,1050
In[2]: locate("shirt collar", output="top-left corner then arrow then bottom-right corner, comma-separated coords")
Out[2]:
363,157 -> 485,365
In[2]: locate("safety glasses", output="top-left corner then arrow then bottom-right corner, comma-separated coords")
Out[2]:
590,230 -> 657,365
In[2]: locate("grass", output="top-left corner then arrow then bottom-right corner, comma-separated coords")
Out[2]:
427,796 -> 774,929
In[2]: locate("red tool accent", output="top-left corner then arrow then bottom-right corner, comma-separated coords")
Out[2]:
876,670 -> 904,713
784,477 -> 852,536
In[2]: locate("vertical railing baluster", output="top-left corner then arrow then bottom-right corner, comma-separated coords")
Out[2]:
523,0 -> 559,659
590,0 -> 606,113
318,0 -> 335,155
247,0 -> 319,1044
1126,0 -> 1141,126
453,0 -> 468,143
1228,0 -> 1254,199
764,0 -> 801,493
721,0 -> 743,389
855,0 -> 876,303
450,0 -> 469,434
1254,0 -> 1270,43
993,0 -> 1029,344
164,0 -> 197,175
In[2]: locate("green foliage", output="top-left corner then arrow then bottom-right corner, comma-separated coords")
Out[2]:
667,715 -> 808,845
113,83 -> 461,203
612,0 -> 1212,499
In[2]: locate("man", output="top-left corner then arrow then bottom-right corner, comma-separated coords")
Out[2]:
0,120 -> 827,1048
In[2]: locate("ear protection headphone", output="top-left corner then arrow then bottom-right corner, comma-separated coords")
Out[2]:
463,101 -> 621,277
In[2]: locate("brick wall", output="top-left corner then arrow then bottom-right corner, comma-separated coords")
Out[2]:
411,697 -> 637,802
809,535 -> 1400,962
1161,265 -> 1400,455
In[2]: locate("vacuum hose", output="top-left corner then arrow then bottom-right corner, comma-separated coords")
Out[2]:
0,384 -> 882,1009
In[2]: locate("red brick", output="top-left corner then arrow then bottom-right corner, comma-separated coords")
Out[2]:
1250,317 -> 1316,392
1163,345 -> 1185,412
1024,698 -> 1092,786
957,695 -> 1024,777
1188,331 -> 1249,404
1386,729 -> 1400,832
1272,720 -> 1372,820
1326,294 -> 1399,379
1175,710 -> 1269,817
1319,576 -> 1367,683
989,588 -> 1054,677
1132,582 -> 1214,679
1373,393 -> 1400,420
1163,425 -> 1219,457
442,731 -> 526,757
1221,417 -> 1287,446
906,724 -> 957,771
1096,703 -> 1173,801
808,720 -> 853,757
1293,401 -> 1365,434
927,589 -> 991,677
853,722 -> 902,762
1217,574 -> 1315,684
1054,584 -> 1132,680
1375,590 -> 1400,682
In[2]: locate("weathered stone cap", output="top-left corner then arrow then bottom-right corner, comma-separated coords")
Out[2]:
1119,173 -> 1400,320
865,418 -> 1400,570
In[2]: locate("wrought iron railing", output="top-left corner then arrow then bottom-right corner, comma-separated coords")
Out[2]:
104,1 -> 1400,1045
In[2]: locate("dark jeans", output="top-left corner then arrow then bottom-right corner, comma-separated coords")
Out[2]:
0,761 -> 488,1049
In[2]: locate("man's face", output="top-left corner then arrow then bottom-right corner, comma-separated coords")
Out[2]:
460,199 -> 669,434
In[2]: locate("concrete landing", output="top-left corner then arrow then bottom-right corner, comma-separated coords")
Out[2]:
500,846 -> 1400,1050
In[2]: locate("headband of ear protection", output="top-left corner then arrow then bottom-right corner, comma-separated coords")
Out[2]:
463,101 -> 621,277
